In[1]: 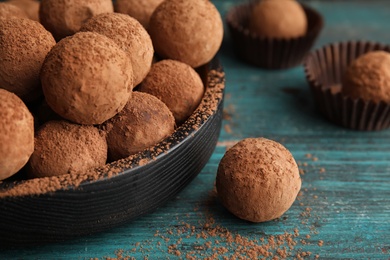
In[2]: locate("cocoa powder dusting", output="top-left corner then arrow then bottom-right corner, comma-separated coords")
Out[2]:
95,179 -> 326,259
0,70 -> 224,198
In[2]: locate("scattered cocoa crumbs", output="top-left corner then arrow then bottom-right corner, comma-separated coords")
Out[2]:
296,250 -> 312,260
222,111 -> 232,121
224,124 -> 232,133
120,190 -> 319,259
103,250 -> 132,260
0,69 -> 225,198
222,104 -> 235,121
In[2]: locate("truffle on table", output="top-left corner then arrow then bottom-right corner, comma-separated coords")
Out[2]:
342,51 -> 390,103
81,13 -> 153,86
0,2 -> 27,20
28,121 -> 108,178
216,138 -> 301,223
0,89 -> 34,181
39,0 -> 114,40
6,0 -> 39,21
0,18 -> 56,103
139,59 -> 204,125
106,91 -> 175,161
41,32 -> 133,125
149,0 -> 223,68
114,0 -> 164,29
249,0 -> 307,38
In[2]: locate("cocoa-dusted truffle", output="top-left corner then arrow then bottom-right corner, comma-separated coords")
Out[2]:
114,0 -> 164,29
149,0 -> 223,68
342,51 -> 390,103
28,121 -> 107,178
41,32 -> 133,125
7,0 -> 39,21
0,18 -> 55,103
106,91 -> 175,161
216,138 -> 301,223
81,13 -> 153,86
0,89 -> 34,181
249,0 -> 307,38
139,59 -> 204,124
0,2 -> 27,20
39,0 -> 114,40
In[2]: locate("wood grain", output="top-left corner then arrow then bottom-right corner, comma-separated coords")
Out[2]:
1,0 -> 390,259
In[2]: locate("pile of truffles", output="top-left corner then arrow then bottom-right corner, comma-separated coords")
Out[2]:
0,0 -> 223,181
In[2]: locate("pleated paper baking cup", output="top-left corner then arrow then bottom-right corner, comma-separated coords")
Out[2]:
304,41 -> 390,131
226,1 -> 323,69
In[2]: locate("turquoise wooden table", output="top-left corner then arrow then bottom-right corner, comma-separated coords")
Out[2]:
2,0 -> 390,259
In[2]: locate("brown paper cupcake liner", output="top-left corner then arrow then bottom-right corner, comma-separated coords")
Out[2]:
304,41 -> 390,131
226,1 -> 323,69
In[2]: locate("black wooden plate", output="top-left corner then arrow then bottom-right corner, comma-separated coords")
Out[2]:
0,57 -> 225,246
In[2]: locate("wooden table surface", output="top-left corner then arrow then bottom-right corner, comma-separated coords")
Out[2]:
2,0 -> 390,259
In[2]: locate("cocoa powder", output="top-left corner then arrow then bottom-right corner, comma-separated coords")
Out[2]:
103,188 -> 322,259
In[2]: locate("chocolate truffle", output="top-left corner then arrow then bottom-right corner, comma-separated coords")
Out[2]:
114,0 -> 163,29
81,13 -> 153,86
39,0 -> 114,40
106,92 -> 175,161
139,59 -> 204,124
149,0 -> 223,68
249,0 -> 307,38
0,18 -> 56,103
0,2 -> 27,20
0,89 -> 34,181
28,121 -> 107,178
7,0 -> 39,21
216,138 -> 301,223
41,32 -> 133,125
342,51 -> 390,103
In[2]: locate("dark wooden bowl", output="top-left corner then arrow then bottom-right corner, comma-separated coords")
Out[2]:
0,58 -> 225,246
